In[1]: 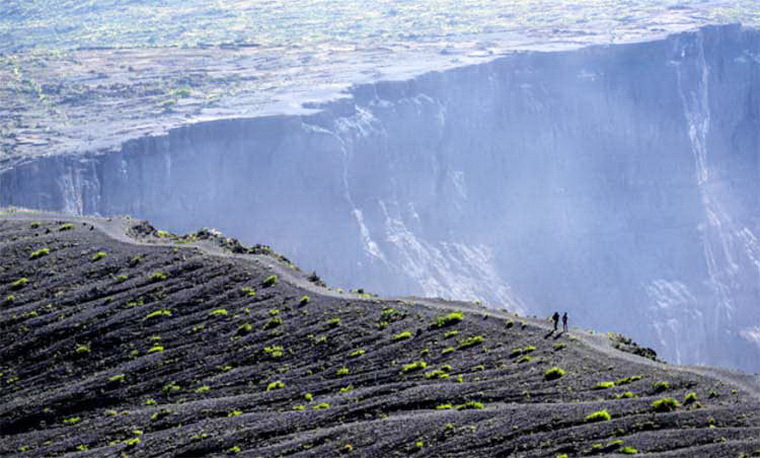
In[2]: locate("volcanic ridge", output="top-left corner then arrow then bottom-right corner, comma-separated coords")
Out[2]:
1,210 -> 760,457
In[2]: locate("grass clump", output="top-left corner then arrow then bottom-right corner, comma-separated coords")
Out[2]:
91,251 -> 107,261
436,404 -> 453,410
594,381 -> 616,390
617,375 -> 643,385
58,223 -> 73,231
458,335 -> 484,349
393,331 -> 413,341
208,309 -> 228,317
516,355 -> 533,364
456,400 -> 484,410
553,342 -> 567,350
313,402 -> 330,410
264,317 -> 283,329
266,380 -> 285,391
227,409 -> 243,417
425,369 -> 450,379
299,295 -> 310,305
262,275 -> 279,287
108,373 -> 125,383
149,272 -> 168,282
29,247 -> 50,260
75,344 -> 91,354
195,385 -> 211,393
585,409 -> 612,422
10,278 -> 28,290
327,317 -> 341,327
431,312 -> 464,328
443,330 -> 459,339
2,295 -> 13,305
653,380 -> 670,392
651,397 -> 679,412
163,382 -> 181,392
620,447 -> 638,454
240,287 -> 256,297
544,366 -> 565,381
442,346 -> 455,355
336,366 -> 350,376
400,360 -> 428,374
63,416 -> 81,425
145,310 -> 172,320
615,391 -> 635,399
684,392 -> 698,404
264,345 -> 284,358
147,345 -> 164,354
350,349 -> 365,357
237,324 -> 253,335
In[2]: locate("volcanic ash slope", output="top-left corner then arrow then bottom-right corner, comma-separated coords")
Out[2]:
1,213 -> 760,457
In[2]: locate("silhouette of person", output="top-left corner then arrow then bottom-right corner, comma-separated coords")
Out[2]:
562,312 -> 568,333
552,312 -> 560,332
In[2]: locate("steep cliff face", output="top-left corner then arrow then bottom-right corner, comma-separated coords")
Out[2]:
3,25 -> 760,371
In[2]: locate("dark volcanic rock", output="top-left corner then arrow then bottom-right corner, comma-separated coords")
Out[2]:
1,214 -> 760,456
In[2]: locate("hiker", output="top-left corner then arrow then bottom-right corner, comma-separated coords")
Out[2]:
562,312 -> 568,333
551,312 -> 560,332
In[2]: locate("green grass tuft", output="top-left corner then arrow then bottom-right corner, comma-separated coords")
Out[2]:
585,409 -> 612,422
431,312 -> 464,328
544,366 -> 565,380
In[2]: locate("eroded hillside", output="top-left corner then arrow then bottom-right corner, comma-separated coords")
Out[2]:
1,212 -> 760,457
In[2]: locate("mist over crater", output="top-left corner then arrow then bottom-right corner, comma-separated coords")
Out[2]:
3,24 -> 760,372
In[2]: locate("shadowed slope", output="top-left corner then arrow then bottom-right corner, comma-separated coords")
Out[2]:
1,213 -> 760,457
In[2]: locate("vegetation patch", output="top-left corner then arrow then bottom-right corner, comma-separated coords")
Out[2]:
29,247 -> 50,260
594,381 -> 616,389
145,310 -> 172,320
10,278 -> 29,290
91,251 -> 107,261
149,272 -> 169,282
209,309 -> 229,317
544,366 -> 565,381
393,331 -> 413,341
585,409 -> 612,422
266,380 -> 285,391
400,360 -> 428,374
262,275 -> 279,287
431,312 -> 464,328
458,335 -> 484,349
651,397 -> 679,412
653,380 -> 670,393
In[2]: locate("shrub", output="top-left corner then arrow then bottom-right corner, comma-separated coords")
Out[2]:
350,349 -> 365,357
443,330 -> 459,339
684,392 -> 698,404
10,278 -> 28,290
209,309 -> 228,317
237,324 -> 253,335
304,393 -> 313,401
431,312 -> 464,328
585,409 -> 612,422
264,345 -> 284,358
91,251 -> 107,261
393,331 -> 413,341
336,367 -> 350,376
264,317 -> 283,329
594,381 -> 615,390
149,272 -> 168,282
516,355 -> 533,364
425,369 -> 450,379
262,275 -> 279,287
458,335 -> 484,349
544,367 -> 565,381
109,373 -> 125,383
505,320 -> 515,328
653,380 -> 670,392
266,380 -> 285,391
400,360 -> 428,373
240,287 -> 256,297
327,317 -> 341,327
29,247 -> 50,260
145,310 -> 172,320
299,295 -> 310,305
163,382 -> 181,392
456,400 -> 484,410
442,346 -> 455,355
616,375 -> 643,385
651,397 -> 679,412
128,255 -> 142,267
313,402 -> 330,410
148,345 -> 164,354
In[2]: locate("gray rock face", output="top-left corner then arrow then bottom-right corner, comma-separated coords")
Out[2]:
3,25 -> 760,371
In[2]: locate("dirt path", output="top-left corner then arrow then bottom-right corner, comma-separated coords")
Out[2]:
4,208 -> 760,402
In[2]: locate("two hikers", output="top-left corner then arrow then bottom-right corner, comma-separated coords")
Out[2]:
551,311 -> 569,333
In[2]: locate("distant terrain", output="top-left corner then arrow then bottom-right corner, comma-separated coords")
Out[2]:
1,209 -> 760,456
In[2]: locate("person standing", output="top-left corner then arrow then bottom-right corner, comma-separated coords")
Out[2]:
552,312 -> 560,332
562,312 -> 568,333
